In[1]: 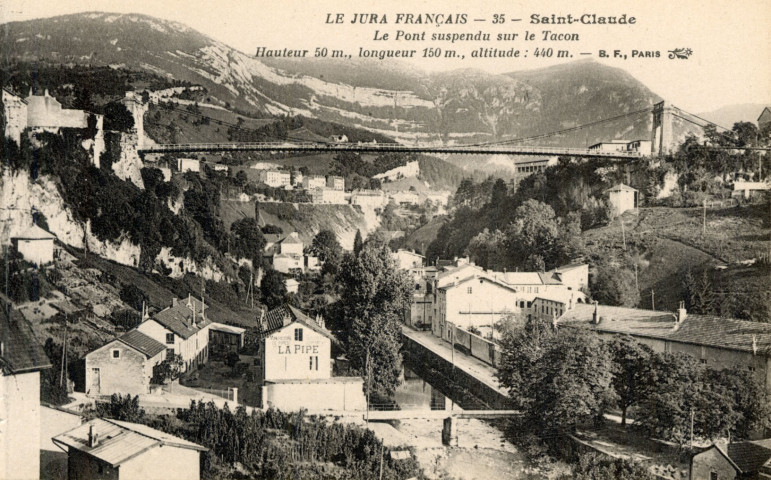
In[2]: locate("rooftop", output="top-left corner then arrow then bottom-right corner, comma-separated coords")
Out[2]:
209,322 -> 246,335
117,330 -> 166,359
559,303 -> 771,355
606,183 -> 638,193
0,295 -> 52,374
147,296 -> 209,340
53,418 -> 206,467
13,224 -> 56,241
260,305 -> 335,341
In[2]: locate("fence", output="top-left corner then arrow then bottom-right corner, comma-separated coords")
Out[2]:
445,322 -> 501,368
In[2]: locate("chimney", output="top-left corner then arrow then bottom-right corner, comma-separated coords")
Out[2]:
44,89 -> 49,97
677,301 -> 687,323
592,301 -> 600,324
753,335 -> 758,356
172,298 -> 178,307
88,425 -> 99,448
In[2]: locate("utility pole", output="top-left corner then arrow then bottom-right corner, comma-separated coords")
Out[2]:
702,199 -> 707,235
651,289 -> 655,310
378,443 -> 384,480
365,348 -> 371,423
620,216 -> 627,251
690,408 -> 695,449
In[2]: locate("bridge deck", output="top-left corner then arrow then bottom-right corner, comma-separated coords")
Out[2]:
364,409 -> 521,421
138,142 -> 642,159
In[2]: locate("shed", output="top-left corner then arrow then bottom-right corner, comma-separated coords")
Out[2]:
12,224 -> 56,265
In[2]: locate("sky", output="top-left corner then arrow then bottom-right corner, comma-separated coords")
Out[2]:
2,0 -> 770,114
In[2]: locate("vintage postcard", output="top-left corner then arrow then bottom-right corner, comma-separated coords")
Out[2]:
1,0 -> 769,479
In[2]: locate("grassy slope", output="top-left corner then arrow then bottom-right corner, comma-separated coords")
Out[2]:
583,205 -> 770,315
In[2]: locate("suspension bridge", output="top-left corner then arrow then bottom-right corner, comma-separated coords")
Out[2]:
136,101 -> 744,159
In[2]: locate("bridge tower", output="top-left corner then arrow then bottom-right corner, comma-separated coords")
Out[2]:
651,101 -> 675,156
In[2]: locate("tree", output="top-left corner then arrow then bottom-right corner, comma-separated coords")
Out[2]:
151,355 -> 183,385
591,264 -> 640,307
309,230 -> 342,264
635,352 -> 702,443
260,268 -> 287,309
573,453 -> 654,480
607,336 -> 655,425
95,394 -> 145,423
526,328 -> 615,436
503,199 -> 562,270
353,229 -> 364,256
338,242 -> 411,397
102,101 -> 135,132
230,217 -> 266,266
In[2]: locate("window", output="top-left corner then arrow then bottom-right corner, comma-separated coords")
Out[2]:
710,472 -> 718,480
294,328 -> 303,341
165,333 -> 174,345
467,287 -> 472,294
535,287 -> 539,293
166,348 -> 175,359
112,349 -> 120,359
310,356 -> 318,370
527,302 -> 532,308
700,359 -> 707,364
520,301 -> 525,308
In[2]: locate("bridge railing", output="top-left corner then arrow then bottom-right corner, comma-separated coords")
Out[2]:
138,142 -> 644,158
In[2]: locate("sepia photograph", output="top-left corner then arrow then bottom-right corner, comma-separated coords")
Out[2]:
0,0 -> 769,478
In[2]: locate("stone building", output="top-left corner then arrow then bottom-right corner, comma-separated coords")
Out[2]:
136,296 -> 211,372
607,183 -> 638,216
690,439 -> 771,479
0,306 -> 52,480
53,418 -> 207,480
558,303 -> 771,394
84,330 -> 166,396
12,224 -> 56,265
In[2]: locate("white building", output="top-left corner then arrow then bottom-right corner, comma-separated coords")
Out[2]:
547,263 -> 589,293
626,139 -> 652,155
607,183 -> 638,216
136,296 -> 211,373
303,175 -> 327,190
311,188 -> 346,204
259,304 -> 334,382
393,249 -> 425,270
259,170 -> 291,188
350,190 -> 388,209
0,311 -> 52,480
12,224 -> 56,265
177,158 -> 200,173
326,176 -> 345,191
258,305 -> 366,411
588,141 -> 630,153
53,418 -> 207,480
389,191 -> 420,205
514,156 -> 558,175
436,275 -> 520,335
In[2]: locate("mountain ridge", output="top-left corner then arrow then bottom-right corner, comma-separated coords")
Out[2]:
3,11 -> 667,147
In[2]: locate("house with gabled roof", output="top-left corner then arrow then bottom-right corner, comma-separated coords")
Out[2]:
558,302 -> 771,394
758,106 -> 771,132
258,304 -> 335,383
0,297 -> 52,480
436,274 -> 519,337
12,223 -> 56,265
257,305 -> 365,411
690,438 -> 771,479
53,418 -> 207,480
136,295 -> 211,373
607,183 -> 638,216
84,330 -> 166,396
